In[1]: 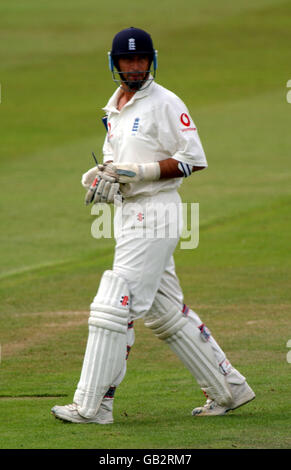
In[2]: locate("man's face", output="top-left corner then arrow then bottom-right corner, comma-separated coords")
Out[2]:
117,54 -> 150,91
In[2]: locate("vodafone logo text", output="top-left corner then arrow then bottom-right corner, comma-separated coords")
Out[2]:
180,113 -> 196,132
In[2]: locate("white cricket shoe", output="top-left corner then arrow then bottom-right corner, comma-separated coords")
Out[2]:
192,381 -> 255,417
51,398 -> 114,424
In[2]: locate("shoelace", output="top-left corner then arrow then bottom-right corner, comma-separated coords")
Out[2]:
203,399 -> 216,410
65,403 -> 78,411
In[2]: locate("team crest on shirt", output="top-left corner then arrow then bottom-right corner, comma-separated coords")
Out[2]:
131,117 -> 140,135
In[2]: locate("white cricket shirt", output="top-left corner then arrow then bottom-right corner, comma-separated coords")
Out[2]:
102,78 -> 208,198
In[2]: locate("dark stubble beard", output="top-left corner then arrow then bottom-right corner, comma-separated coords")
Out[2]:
119,71 -> 149,91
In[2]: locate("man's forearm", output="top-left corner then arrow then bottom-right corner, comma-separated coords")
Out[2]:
159,158 -> 206,179
101,158 -> 206,183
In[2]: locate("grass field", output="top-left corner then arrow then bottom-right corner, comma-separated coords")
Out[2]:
1,0 -> 291,450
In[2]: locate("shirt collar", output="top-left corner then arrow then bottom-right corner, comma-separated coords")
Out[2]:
103,75 -> 154,113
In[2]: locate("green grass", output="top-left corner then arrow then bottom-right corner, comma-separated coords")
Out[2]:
1,0 -> 291,449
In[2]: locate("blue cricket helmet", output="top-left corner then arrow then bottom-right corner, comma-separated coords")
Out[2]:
110,27 -> 155,66
108,27 -> 158,85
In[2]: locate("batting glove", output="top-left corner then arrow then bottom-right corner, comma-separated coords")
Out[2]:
81,165 -> 106,189
102,162 -> 160,183
84,172 -> 122,205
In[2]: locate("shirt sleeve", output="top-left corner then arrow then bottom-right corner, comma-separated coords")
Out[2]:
157,93 -> 208,168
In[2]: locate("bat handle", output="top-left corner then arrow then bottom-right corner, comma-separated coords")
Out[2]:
92,152 -> 98,166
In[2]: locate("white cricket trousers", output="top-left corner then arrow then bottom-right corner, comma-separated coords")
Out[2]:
113,189 -> 184,320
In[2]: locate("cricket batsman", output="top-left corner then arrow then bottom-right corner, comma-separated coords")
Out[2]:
51,27 -> 255,423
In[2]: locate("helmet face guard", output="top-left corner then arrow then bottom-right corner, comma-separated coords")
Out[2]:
108,51 -> 158,91
108,27 -> 158,91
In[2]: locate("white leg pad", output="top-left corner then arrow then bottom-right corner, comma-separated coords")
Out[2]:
144,294 -> 232,406
187,309 -> 245,385
74,270 -> 129,419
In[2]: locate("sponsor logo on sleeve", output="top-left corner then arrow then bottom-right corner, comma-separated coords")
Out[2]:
180,113 -> 196,132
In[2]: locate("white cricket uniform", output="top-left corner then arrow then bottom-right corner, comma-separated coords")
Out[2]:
60,74 -> 248,423
102,79 -> 207,320
70,79 -> 246,417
